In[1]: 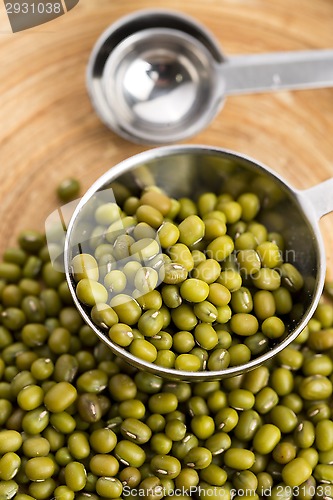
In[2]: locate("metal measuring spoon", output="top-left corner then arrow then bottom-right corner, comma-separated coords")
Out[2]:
64,145 -> 333,382
87,9 -> 333,145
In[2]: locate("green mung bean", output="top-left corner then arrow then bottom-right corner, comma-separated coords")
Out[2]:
281,457 -> 312,487
64,461 -> 87,491
57,178 -> 80,202
224,448 -> 255,470
233,409 -> 261,441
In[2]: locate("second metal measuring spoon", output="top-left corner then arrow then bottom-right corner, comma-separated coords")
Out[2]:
87,9 -> 333,145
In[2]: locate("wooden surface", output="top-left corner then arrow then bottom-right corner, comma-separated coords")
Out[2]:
0,0 -> 333,276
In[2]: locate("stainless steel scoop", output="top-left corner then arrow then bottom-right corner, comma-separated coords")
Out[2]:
87,9 -> 333,145
64,145 -> 333,381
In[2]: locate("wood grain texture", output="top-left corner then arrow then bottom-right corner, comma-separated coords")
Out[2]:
0,0 -> 333,276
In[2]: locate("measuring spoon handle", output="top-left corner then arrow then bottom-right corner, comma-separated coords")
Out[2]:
221,49 -> 333,94
302,178 -> 333,220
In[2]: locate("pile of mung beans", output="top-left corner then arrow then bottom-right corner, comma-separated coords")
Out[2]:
1,218 -> 333,499
71,184 -> 305,372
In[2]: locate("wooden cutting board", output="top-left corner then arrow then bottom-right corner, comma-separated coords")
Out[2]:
0,0 -> 333,277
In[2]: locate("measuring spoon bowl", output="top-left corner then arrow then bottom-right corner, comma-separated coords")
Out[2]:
87,9 -> 333,144
64,145 -> 333,381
